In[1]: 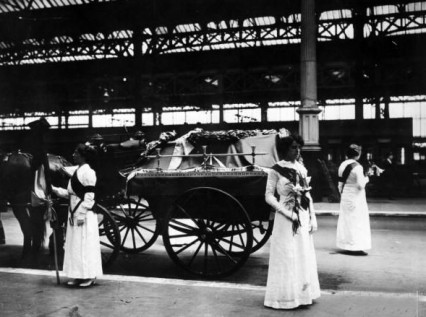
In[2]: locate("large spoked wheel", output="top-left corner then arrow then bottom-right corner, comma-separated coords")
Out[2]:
163,187 -> 253,278
109,196 -> 159,253
94,204 -> 121,267
250,214 -> 274,253
224,217 -> 274,256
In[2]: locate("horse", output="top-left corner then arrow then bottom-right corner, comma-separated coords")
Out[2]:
0,151 -> 71,264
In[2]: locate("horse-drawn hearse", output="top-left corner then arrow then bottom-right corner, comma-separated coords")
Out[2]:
1,123 -> 284,278
103,128 -> 282,277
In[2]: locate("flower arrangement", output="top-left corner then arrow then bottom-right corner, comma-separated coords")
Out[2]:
284,183 -> 312,234
186,128 -> 277,146
134,130 -> 177,167
272,164 -> 312,235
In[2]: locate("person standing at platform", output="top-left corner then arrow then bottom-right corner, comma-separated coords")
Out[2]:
52,144 -> 102,287
336,144 -> 371,255
381,152 -> 396,200
264,132 -> 320,310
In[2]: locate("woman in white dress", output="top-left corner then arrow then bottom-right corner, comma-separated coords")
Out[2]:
264,133 -> 320,309
336,144 -> 371,255
52,144 -> 103,287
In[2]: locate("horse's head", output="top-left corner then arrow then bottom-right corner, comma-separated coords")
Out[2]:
48,154 -> 72,188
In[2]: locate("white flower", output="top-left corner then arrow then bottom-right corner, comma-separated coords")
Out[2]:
288,184 -> 311,196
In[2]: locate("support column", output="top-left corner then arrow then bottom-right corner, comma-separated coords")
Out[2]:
297,0 -> 321,151
260,101 -> 268,122
155,108 -> 162,126
133,27 -> 143,127
297,0 -> 323,201
375,96 -> 381,119
134,75 -> 142,127
64,110 -> 69,129
354,7 -> 366,121
218,74 -> 224,124
57,110 -> 62,129
87,85 -> 93,130
383,92 -> 390,119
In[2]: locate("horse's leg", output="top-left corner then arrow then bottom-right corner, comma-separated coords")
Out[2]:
0,199 -> 7,244
0,214 -> 5,245
10,204 -> 32,260
49,203 -> 67,264
30,206 -> 46,265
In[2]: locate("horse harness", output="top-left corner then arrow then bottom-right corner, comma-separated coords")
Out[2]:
69,168 -> 96,226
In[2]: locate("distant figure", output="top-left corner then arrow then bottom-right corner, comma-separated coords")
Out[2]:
381,152 -> 396,200
364,152 -> 383,177
86,133 -> 108,154
134,130 -> 146,142
120,130 -> 147,150
336,144 -> 371,255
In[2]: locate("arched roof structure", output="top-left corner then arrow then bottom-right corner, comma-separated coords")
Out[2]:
0,0 -> 425,119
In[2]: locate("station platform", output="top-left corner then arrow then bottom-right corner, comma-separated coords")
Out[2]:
0,268 -> 424,317
314,197 -> 426,217
0,197 -> 425,317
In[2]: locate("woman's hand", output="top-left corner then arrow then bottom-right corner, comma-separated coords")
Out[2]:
309,217 -> 318,233
309,223 -> 318,233
76,219 -> 85,226
51,186 -> 60,196
277,208 -> 298,222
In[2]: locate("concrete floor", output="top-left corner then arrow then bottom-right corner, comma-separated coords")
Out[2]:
0,200 -> 425,317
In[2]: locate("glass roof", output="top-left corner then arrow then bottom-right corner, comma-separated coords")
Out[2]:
0,1 -> 426,64
0,0 -> 117,13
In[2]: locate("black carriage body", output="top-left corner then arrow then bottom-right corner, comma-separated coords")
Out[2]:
127,170 -> 270,223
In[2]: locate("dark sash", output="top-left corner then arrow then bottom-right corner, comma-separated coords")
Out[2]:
338,162 -> 359,193
271,164 -> 310,211
271,164 -> 298,185
71,169 -> 96,201
69,169 -> 96,221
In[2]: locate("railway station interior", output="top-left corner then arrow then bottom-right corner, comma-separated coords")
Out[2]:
0,0 -> 425,199
0,1 -> 426,316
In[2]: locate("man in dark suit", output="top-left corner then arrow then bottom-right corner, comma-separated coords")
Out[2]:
381,152 -> 396,199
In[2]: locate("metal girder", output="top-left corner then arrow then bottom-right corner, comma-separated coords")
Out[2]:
1,3 -> 425,64
0,31 -> 133,64
366,9 -> 426,37
143,22 -> 300,55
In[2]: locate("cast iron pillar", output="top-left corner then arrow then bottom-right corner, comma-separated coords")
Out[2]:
297,0 -> 321,151
297,0 -> 323,200
133,27 -> 143,127
218,74 -> 224,124
353,7 -> 366,121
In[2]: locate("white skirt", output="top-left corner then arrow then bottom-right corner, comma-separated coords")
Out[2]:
63,210 -> 103,279
337,185 -> 371,251
264,209 -> 321,309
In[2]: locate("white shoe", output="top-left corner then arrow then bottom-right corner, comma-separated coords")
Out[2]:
66,279 -> 81,286
79,278 -> 96,288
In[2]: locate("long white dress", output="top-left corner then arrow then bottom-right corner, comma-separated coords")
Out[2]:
264,160 -> 321,309
53,163 -> 103,279
336,159 -> 371,251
